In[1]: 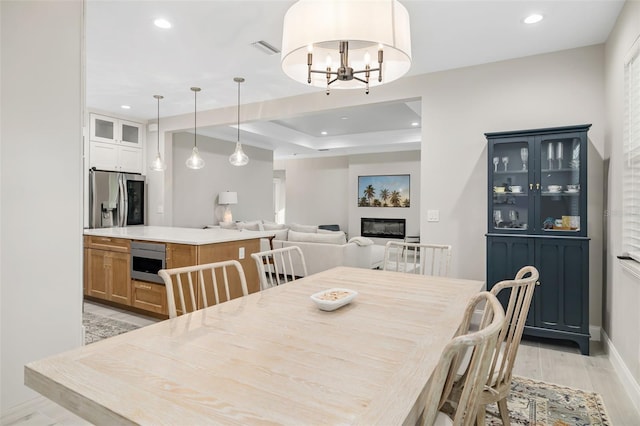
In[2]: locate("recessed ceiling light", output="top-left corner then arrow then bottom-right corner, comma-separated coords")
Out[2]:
121,105 -> 131,109
154,18 -> 172,29
411,122 -> 419,127
321,131 -> 328,135
341,116 -> 349,120
524,14 -> 543,24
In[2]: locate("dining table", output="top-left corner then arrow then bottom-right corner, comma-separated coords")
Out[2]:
25,266 -> 484,425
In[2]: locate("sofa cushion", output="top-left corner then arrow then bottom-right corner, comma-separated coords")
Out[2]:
236,220 -> 263,231
290,223 -> 318,233
288,229 -> 346,245
263,223 -> 286,230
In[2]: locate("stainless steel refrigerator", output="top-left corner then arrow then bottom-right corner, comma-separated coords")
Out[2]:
89,168 -> 146,228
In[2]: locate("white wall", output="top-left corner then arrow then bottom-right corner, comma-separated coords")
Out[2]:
603,0 -> 640,406
348,151 -> 421,241
418,46 -> 606,318
274,151 -> 420,239
275,156 -> 349,230
1,0 -> 84,410
172,133 -> 273,227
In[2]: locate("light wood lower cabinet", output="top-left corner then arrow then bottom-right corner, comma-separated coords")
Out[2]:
84,236 -> 131,305
132,280 -> 167,315
84,236 -> 262,317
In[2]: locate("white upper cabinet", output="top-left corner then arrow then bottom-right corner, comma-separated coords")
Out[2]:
89,113 -> 144,173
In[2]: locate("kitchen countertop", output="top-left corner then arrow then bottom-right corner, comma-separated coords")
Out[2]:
83,225 -> 274,246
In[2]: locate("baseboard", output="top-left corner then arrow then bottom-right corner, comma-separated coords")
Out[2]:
81,324 -> 86,346
602,329 -> 640,416
589,325 -> 601,342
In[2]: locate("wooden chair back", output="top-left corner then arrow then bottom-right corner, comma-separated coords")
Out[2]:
384,241 -> 452,276
251,246 -> 308,290
158,260 -> 248,319
421,291 -> 505,426
475,265 -> 539,423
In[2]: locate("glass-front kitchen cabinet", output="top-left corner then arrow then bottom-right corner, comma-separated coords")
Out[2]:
486,124 -> 591,355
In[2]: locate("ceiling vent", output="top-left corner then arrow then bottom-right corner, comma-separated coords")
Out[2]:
251,40 -> 281,55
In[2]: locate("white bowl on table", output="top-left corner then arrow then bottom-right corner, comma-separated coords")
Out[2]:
310,288 -> 358,311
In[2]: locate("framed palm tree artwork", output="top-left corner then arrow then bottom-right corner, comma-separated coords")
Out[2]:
358,174 -> 410,207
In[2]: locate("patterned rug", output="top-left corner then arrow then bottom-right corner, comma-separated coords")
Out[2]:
83,312 -> 140,344
485,376 -> 610,426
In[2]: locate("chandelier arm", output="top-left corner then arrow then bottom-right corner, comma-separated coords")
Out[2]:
352,76 -> 369,84
353,68 -> 380,75
310,69 -> 337,76
327,77 -> 339,85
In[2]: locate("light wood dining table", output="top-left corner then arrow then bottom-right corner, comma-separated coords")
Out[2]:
25,266 -> 484,425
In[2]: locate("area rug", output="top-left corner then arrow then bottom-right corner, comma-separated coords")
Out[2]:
485,376 -> 610,426
83,312 -> 140,344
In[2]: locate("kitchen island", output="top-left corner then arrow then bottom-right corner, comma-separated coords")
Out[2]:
83,226 -> 273,317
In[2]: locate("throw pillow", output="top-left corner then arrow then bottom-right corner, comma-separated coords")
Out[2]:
348,236 -> 374,246
236,221 -> 263,231
271,228 -> 289,241
288,229 -> 346,245
290,223 -> 318,233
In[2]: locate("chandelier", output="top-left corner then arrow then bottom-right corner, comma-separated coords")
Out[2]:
281,0 -> 412,95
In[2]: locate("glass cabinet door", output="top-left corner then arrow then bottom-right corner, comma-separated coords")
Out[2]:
537,134 -> 583,234
489,137 -> 531,232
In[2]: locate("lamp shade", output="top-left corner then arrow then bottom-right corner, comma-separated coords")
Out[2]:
281,0 -> 412,89
219,191 -> 238,205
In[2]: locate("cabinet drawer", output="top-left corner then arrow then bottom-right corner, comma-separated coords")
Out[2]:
132,280 -> 167,315
84,235 -> 130,253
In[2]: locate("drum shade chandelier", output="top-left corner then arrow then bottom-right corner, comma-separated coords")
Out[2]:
281,0 -> 412,95
149,94 -> 166,171
185,87 -> 205,170
229,77 -> 249,166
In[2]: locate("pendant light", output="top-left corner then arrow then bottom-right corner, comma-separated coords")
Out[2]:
229,77 -> 249,166
149,95 -> 166,171
185,86 -> 205,169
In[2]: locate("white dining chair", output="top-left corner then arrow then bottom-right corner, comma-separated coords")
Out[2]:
384,241 -> 452,276
251,246 -> 308,290
421,291 -> 506,426
473,265 -> 539,425
158,260 -> 248,318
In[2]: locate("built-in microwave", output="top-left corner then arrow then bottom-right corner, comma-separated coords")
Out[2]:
130,241 -> 165,284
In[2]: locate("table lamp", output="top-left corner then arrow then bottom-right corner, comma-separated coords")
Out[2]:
218,191 -> 238,223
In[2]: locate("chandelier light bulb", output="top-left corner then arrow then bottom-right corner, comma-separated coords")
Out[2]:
325,54 -> 332,68
364,51 -> 371,66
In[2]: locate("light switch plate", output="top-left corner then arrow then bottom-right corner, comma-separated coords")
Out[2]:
239,247 -> 245,259
427,209 -> 440,222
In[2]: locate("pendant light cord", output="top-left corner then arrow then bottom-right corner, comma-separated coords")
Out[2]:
194,89 -> 198,148
157,96 -> 161,151
237,79 -> 241,143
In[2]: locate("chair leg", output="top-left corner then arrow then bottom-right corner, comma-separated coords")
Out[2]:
475,404 -> 486,426
497,397 -> 510,426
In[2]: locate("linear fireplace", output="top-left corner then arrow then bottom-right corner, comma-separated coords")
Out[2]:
361,218 -> 406,239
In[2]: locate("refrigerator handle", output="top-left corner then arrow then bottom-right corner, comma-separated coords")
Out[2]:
122,175 -> 129,226
118,174 -> 126,226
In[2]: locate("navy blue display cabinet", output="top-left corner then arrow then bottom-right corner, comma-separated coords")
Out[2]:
485,124 -> 591,355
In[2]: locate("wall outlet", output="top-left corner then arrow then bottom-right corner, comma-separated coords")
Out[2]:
238,247 -> 245,259
156,204 -> 164,214
427,209 -> 440,222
